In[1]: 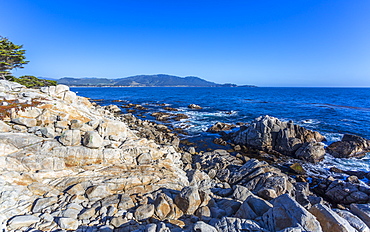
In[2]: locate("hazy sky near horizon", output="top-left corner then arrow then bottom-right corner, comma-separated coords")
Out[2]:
1,0 -> 369,87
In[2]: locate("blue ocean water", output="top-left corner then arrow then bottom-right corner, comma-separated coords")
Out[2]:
72,87 -> 370,173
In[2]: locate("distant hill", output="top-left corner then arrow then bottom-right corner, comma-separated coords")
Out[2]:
114,74 -> 225,87
54,74 -> 256,87
57,77 -> 115,86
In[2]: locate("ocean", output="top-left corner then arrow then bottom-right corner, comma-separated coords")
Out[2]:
72,87 -> 370,174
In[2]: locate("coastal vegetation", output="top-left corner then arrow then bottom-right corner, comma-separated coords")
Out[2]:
5,75 -> 57,88
0,36 -> 28,80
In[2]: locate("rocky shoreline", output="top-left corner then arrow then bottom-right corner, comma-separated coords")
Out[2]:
1,80 -> 370,232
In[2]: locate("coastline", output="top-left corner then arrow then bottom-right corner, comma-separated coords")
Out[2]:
1,80 -> 370,231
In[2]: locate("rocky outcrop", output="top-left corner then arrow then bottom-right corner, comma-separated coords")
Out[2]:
230,115 -> 326,163
327,134 -> 370,158
0,81 -> 189,231
2,80 -> 370,232
312,177 -> 370,205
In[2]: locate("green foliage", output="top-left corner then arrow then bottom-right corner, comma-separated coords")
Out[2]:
5,75 -> 57,88
0,36 -> 29,78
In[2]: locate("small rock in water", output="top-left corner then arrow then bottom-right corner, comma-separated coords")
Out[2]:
188,104 -> 202,109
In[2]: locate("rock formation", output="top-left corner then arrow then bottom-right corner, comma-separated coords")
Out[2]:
1,80 -> 370,232
327,134 -> 370,158
230,115 -> 326,163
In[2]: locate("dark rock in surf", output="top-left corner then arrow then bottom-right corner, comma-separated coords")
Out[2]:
326,134 -> 370,158
207,122 -> 236,133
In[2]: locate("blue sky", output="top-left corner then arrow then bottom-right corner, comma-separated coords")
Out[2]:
1,0 -> 369,87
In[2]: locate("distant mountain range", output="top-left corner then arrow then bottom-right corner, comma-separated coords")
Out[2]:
46,74 -> 256,87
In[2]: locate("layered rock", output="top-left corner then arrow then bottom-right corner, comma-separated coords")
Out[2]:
0,81 -> 189,231
230,115 -> 326,163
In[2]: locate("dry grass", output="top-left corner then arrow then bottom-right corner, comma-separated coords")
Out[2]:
0,99 -> 44,120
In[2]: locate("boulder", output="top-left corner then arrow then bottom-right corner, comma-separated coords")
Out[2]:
216,199 -> 242,217
350,204 -> 370,228
175,186 -> 202,215
230,115 -> 325,161
193,221 -> 218,232
59,129 -> 81,146
63,91 -> 77,103
214,217 -> 268,232
333,208 -> 370,232
188,104 -> 202,109
295,141 -> 326,163
207,122 -> 236,133
97,120 -> 127,140
262,194 -> 322,232
70,119 -> 84,130
235,194 -> 273,220
7,215 -> 40,230
232,185 -> 253,202
32,196 -> 58,213
55,84 -> 70,94
318,179 -> 370,204
82,131 -> 103,148
57,217 -> 79,230
0,80 -> 24,91
137,153 -> 152,165
327,134 -> 370,158
118,194 -> 135,210
134,204 -> 155,221
40,127 -> 55,138
104,104 -> 121,113
85,185 -> 111,200
11,117 -> 37,128
309,204 -> 356,232
154,193 -> 172,220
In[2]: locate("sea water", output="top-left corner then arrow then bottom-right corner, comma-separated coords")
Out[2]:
72,87 -> 370,174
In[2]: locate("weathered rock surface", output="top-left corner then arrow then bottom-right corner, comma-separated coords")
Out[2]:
214,217 -> 268,232
312,177 -> 370,205
230,115 -> 326,162
7,215 -> 40,230
175,186 -> 202,215
333,208 -> 370,232
262,194 -> 322,232
350,204 -> 370,228
82,130 -> 103,148
327,134 -> 370,158
309,203 -> 356,232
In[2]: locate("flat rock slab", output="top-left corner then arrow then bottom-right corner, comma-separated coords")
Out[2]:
7,215 -> 40,230
351,204 -> 370,228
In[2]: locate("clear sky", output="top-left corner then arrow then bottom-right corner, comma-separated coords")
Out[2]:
1,0 -> 369,87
